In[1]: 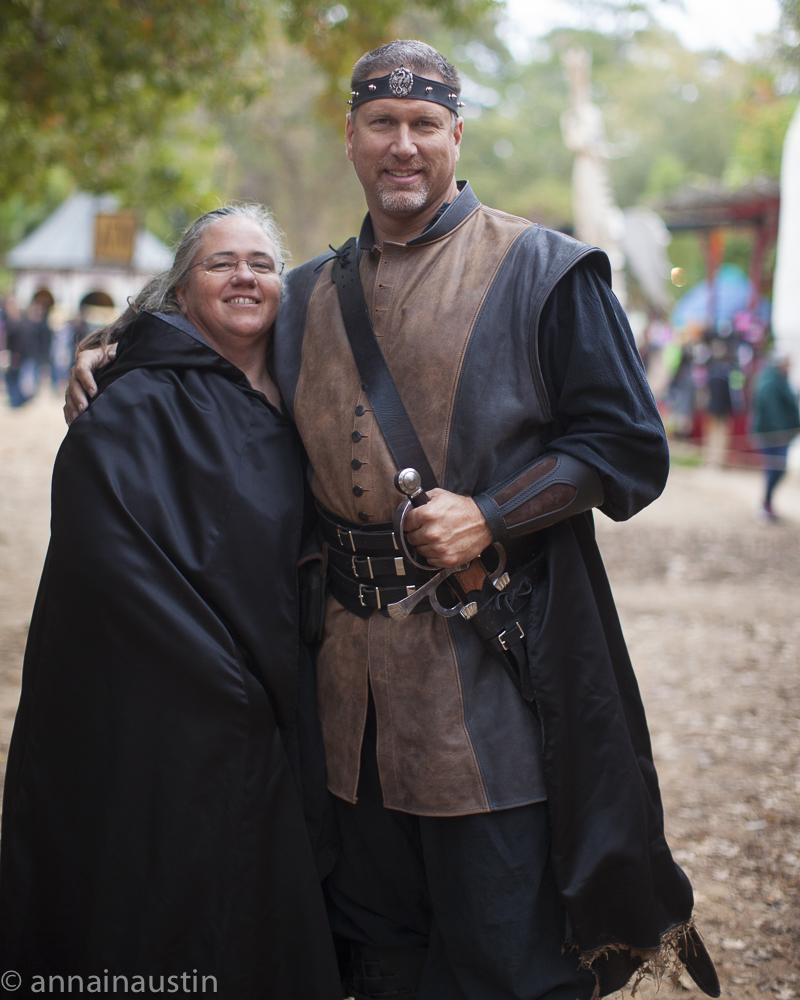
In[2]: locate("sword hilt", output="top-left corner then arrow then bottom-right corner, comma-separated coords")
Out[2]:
394,468 -> 431,508
393,468 -> 434,571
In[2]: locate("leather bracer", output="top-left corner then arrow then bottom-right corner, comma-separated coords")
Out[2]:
474,453 -> 604,542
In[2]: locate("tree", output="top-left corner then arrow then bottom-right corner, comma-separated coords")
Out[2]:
0,0 -> 271,200
780,0 -> 799,38
724,75 -> 798,187
0,0 -> 496,237
282,0 -> 497,115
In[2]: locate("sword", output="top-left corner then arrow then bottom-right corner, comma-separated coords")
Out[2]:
387,469 -> 509,621
386,563 -> 469,621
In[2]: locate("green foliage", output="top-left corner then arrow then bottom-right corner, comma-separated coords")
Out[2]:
0,0 -> 494,252
645,153 -> 687,195
0,164 -> 74,254
665,232 -> 705,293
592,31 -> 744,206
218,13 -> 799,261
220,37 -> 367,264
783,0 -> 800,27
2,0 -> 798,269
450,35 -> 575,227
722,233 -> 753,273
281,0 -> 499,116
433,24 -> 749,226
0,0 -> 271,203
724,76 -> 798,187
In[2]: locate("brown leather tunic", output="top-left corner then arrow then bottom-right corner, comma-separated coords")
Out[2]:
290,191 -> 556,815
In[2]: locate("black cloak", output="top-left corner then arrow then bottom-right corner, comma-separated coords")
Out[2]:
0,312 -> 341,999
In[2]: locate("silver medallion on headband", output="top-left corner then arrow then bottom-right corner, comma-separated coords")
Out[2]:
389,66 -> 414,97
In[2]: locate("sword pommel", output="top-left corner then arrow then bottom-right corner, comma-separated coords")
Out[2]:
394,468 -> 430,507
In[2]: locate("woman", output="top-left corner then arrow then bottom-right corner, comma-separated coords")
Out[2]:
753,352 -> 800,521
0,206 -> 341,998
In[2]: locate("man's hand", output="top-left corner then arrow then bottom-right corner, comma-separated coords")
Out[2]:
64,344 -> 117,425
403,489 -> 492,568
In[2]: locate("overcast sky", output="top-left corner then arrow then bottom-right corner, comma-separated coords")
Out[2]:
502,0 -> 784,60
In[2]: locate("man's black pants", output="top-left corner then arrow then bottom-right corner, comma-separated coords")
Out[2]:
326,696 -> 595,1000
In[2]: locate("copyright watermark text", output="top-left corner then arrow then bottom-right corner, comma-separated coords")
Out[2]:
0,970 -> 217,993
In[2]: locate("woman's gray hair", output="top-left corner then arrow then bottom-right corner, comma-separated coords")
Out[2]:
82,203 -> 288,348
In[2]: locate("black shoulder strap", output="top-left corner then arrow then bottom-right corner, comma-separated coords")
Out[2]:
330,237 -> 439,491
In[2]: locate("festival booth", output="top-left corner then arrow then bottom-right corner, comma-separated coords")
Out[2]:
652,181 -> 780,466
5,192 -> 171,328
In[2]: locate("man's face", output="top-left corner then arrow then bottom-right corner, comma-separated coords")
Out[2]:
346,78 -> 463,218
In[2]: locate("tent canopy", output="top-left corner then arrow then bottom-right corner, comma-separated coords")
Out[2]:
670,263 -> 770,329
6,193 -> 172,273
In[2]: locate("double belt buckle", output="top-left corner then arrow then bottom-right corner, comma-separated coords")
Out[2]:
358,582 -> 378,609
358,582 -> 416,610
337,526 -> 357,552
498,622 -> 525,651
352,554 -> 374,580
351,555 -> 407,579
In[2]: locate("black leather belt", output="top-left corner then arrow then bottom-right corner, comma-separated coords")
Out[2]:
328,563 -> 420,610
327,544 -> 410,581
318,506 -> 439,616
319,507 -> 400,555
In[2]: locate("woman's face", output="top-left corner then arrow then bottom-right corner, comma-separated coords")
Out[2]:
176,217 -> 282,347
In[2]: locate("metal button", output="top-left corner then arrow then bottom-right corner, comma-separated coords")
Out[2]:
355,405 -> 366,416
352,485 -> 364,497
351,458 -> 362,470
351,430 -> 362,442
358,511 -> 370,522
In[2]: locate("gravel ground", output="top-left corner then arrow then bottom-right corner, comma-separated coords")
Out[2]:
0,393 -> 798,998
595,467 -> 800,999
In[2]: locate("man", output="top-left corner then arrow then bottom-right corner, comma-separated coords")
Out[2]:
67,40 -> 718,1000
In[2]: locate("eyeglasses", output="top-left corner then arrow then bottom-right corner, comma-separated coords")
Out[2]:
192,253 -> 285,277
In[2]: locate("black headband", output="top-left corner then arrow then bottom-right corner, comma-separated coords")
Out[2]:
348,67 -> 463,113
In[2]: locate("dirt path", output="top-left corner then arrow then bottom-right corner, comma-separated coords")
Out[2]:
595,467 -> 800,999
0,397 -> 798,998
0,393 -> 67,782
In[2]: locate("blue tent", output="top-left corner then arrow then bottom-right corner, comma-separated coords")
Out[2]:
670,263 -> 770,329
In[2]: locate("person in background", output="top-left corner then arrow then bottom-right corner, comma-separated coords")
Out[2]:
752,352 -> 800,522
33,300 -> 53,383
667,345 -> 696,438
3,298 -> 38,407
0,295 -> 8,389
705,336 -> 733,468
51,309 -> 91,385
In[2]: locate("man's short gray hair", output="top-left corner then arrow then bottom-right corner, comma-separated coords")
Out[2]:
84,203 -> 288,348
349,40 -> 461,130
